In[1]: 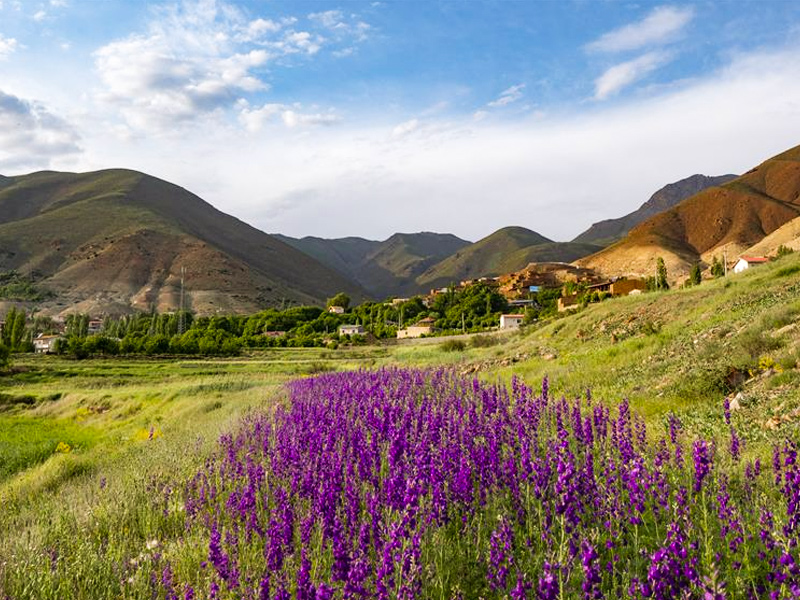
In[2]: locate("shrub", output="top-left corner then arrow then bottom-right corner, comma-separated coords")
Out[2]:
440,338 -> 466,352
470,334 -> 499,348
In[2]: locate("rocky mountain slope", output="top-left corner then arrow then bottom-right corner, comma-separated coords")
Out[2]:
573,174 -> 737,247
577,144 -> 800,281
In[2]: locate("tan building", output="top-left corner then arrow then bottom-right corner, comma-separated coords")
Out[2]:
397,317 -> 436,339
328,305 -> 345,314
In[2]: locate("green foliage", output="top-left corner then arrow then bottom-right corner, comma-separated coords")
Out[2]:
777,244 -> 794,258
430,282 -> 508,331
711,255 -> 725,278
656,257 -> 669,290
0,342 -> 9,369
0,271 -> 52,301
689,263 -> 702,286
440,338 -> 466,352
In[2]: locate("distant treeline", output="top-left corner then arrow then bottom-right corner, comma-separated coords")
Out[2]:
0,281 -> 574,360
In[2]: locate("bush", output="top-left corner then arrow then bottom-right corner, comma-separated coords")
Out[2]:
470,334 -> 499,348
440,339 -> 466,352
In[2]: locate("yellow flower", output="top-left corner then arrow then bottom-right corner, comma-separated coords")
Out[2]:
55,441 -> 71,454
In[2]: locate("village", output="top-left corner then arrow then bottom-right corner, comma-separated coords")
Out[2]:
0,255 -> 773,353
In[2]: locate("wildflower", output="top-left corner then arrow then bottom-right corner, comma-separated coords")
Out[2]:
693,440 -> 712,494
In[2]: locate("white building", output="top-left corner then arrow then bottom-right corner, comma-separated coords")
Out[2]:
733,256 -> 769,274
338,324 -> 364,336
33,334 -> 60,354
500,314 -> 525,330
328,306 -> 345,314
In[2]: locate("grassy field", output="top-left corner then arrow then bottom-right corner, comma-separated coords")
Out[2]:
1,253 -> 799,597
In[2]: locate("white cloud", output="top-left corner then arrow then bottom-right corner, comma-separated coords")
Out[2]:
0,89 -> 81,170
93,1 -> 277,131
50,0 -> 68,7
238,101 -> 340,131
309,10 -> 345,30
487,84 -> 525,108
391,118 -> 420,138
309,9 -> 369,42
0,34 -> 18,59
594,51 -> 669,100
586,6 -> 695,53
33,9 -> 47,21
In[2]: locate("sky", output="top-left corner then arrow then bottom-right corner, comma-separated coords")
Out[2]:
1,0 -> 800,243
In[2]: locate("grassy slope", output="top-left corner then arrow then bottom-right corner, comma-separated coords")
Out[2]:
416,226 -> 553,289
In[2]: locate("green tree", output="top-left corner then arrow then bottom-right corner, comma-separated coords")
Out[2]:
0,342 -> 9,369
656,257 -> 669,291
326,292 -> 351,311
711,255 -> 725,278
689,263 -> 702,286
777,245 -> 794,258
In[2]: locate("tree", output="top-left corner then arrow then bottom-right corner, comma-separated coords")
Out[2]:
0,342 -> 9,369
326,292 -> 351,311
711,256 -> 725,278
656,257 -> 669,291
777,245 -> 794,258
689,263 -> 702,286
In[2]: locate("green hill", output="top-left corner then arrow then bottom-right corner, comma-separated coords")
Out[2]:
277,231 -> 470,298
415,226 -> 598,291
0,169 -> 365,316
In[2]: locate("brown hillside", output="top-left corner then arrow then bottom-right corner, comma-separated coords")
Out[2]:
577,144 -> 800,280
0,169 -> 365,316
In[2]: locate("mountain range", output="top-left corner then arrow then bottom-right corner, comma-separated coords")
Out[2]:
2,142 -> 800,316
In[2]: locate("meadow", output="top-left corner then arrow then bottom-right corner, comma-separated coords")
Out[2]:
1,254 -> 799,598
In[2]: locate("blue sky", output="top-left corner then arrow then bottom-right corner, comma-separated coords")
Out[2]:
2,1 -> 800,241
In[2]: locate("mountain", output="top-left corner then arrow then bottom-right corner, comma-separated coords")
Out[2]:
277,232 -> 470,298
573,174 -> 738,247
576,144 -> 800,280
415,226 -> 600,291
0,169 -> 365,316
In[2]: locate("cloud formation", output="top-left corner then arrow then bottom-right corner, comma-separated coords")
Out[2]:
586,5 -> 694,53
0,89 -> 81,170
238,101 -> 341,131
594,51 -> 669,100
0,34 -> 18,59
487,84 -> 525,108
93,0 -> 366,132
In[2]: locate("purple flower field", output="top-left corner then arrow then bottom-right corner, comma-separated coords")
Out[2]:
173,368 -> 800,599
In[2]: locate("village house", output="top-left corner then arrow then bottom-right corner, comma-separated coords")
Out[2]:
397,316 -> 436,339
499,314 -> 525,330
338,324 -> 364,336
733,256 -> 769,274
87,319 -> 103,335
327,305 -> 345,314
33,333 -> 60,354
